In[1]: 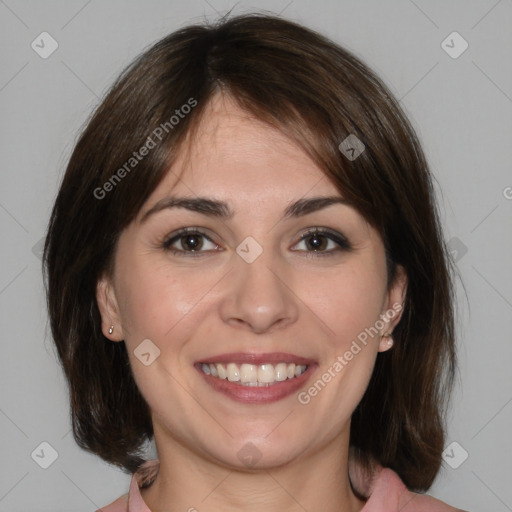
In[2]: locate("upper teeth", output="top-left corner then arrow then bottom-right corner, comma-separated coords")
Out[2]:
201,362 -> 307,386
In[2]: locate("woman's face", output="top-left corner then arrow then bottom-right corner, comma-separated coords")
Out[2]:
97,93 -> 406,470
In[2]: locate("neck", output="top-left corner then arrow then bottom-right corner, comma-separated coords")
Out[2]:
140,428 -> 366,512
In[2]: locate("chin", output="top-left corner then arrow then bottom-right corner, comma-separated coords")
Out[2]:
204,431 -> 307,471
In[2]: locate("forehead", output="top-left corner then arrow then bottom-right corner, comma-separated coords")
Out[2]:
155,93 -> 340,203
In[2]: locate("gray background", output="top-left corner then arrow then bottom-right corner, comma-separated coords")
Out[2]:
1,0 -> 511,510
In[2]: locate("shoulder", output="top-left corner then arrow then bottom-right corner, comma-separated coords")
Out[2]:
96,460 -> 158,512
95,493 -> 129,512
349,458 -> 465,512
369,467 -> 464,512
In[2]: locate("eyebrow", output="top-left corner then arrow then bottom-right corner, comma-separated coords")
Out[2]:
139,195 -> 350,223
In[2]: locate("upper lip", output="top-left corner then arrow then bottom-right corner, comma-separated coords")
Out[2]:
196,352 -> 316,366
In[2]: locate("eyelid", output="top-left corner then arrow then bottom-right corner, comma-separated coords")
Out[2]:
162,227 -> 221,254
293,227 -> 352,252
162,226 -> 351,256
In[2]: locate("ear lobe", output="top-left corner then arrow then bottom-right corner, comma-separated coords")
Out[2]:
96,275 -> 124,341
377,335 -> 394,353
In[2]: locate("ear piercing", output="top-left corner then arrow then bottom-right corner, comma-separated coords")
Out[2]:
108,325 -> 114,335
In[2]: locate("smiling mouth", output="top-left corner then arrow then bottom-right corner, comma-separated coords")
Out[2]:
200,362 -> 308,386
194,352 -> 316,403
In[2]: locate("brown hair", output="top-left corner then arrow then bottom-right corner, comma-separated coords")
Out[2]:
43,13 -> 457,491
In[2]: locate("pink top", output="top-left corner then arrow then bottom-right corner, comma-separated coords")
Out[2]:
97,459 -> 464,512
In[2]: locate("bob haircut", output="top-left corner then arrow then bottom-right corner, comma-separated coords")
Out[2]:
44,13 -> 456,491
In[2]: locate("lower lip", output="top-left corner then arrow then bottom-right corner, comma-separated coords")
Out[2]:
195,364 -> 317,404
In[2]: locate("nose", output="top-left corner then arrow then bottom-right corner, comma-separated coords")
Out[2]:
218,249 -> 299,334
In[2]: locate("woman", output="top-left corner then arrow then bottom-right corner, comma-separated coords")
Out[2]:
43,13 -> 465,512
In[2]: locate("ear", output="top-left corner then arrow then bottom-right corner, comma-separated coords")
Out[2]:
378,264 -> 407,352
96,274 -> 124,341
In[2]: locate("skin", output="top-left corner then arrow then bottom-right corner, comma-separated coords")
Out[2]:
97,92 -> 407,512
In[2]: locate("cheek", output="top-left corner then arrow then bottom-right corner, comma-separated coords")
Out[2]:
302,260 -> 387,348
115,266 -> 173,339
114,255 -> 219,347
113,258 -> 212,399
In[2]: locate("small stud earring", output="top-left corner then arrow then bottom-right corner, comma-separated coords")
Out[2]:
382,333 -> 394,349
108,325 -> 114,335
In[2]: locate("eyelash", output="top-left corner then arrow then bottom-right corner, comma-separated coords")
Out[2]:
297,228 -> 352,256
161,227 -> 352,258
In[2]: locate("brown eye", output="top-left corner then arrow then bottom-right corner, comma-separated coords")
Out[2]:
163,228 -> 219,256
304,233 -> 329,251
179,233 -> 204,251
292,228 -> 352,255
